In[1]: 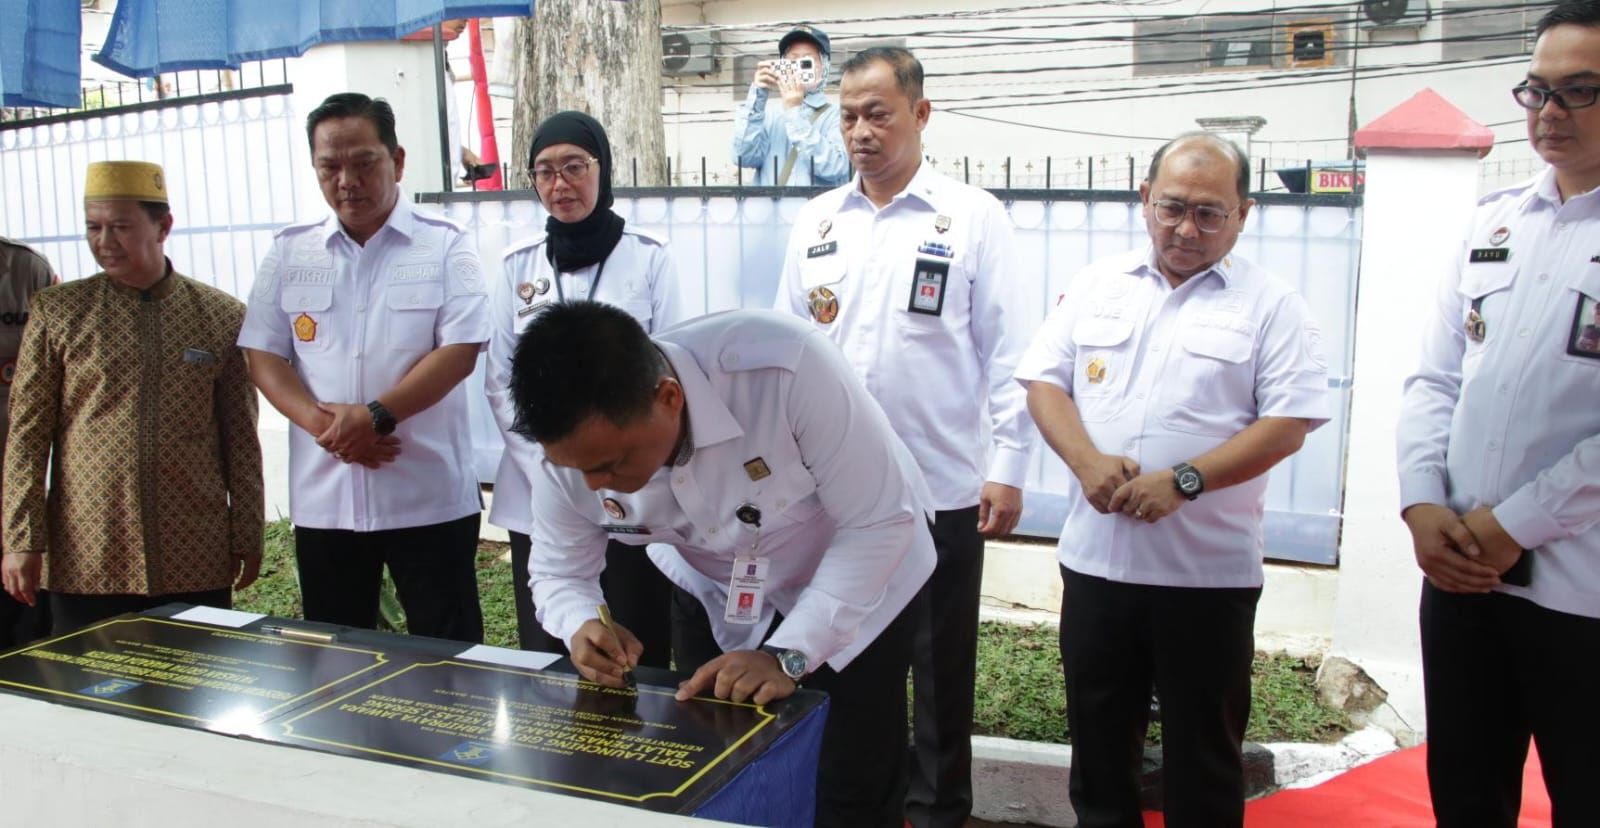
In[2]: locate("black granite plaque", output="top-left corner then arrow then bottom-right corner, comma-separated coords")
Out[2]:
0,617 -> 388,732
0,610 -> 828,818
272,660 -> 818,813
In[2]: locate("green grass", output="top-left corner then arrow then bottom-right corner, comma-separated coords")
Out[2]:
238,520 -> 1350,745
969,619 -> 1351,745
1247,648 -> 1352,743
475,539 -> 519,648
237,519 -> 522,646
972,620 -> 1068,743
238,519 -> 302,619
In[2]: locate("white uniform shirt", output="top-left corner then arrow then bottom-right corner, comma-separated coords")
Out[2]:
773,163 -> 1035,510
1016,248 -> 1331,588
485,227 -> 683,535
526,310 -> 937,672
239,196 -> 489,531
1398,170 -> 1600,620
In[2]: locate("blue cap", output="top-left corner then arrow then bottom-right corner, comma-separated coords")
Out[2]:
779,25 -> 830,58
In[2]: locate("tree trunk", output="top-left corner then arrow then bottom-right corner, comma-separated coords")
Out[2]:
511,0 -> 666,189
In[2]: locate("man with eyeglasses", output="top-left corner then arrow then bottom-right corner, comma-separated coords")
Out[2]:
1397,2 -> 1600,823
1017,132 -> 1331,827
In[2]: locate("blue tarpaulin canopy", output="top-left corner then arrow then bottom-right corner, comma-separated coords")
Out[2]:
0,0 -> 84,108
95,1 -> 535,77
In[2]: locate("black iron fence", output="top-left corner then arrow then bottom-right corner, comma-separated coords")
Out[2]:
0,60 -> 291,127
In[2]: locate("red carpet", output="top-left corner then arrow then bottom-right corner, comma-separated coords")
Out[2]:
1141,744 -> 1553,827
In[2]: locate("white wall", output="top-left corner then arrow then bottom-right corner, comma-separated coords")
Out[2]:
285,41 -> 453,208
1331,147 -> 1485,738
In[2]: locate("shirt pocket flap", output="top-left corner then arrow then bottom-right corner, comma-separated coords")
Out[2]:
386,282 -> 446,310
1182,327 -> 1254,364
1458,261 -> 1517,299
798,257 -> 846,290
1071,317 -> 1134,348
1570,263 -> 1600,301
280,286 -> 333,313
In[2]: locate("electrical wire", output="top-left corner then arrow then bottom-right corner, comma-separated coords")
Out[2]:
663,2 -> 1542,91
661,53 -> 1529,124
666,0 -> 1540,57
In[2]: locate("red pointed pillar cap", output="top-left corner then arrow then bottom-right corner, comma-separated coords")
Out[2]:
1354,88 -> 1496,158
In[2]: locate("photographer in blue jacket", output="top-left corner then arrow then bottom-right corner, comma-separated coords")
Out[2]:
731,25 -> 849,187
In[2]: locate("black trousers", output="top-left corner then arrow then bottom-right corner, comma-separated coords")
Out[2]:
1059,565 -> 1260,828
1421,581 -> 1600,828
294,514 -> 483,643
0,587 -> 50,649
47,588 -> 231,636
906,505 -> 985,828
509,531 -> 672,668
673,581 -> 924,828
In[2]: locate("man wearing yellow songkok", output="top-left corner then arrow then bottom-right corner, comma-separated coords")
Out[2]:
0,161 -> 264,633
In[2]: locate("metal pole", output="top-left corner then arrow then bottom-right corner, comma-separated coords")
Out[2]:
632,158 -> 639,187
1347,10 -> 1361,161
1045,157 -> 1052,189
1259,157 -> 1267,192
431,23 -> 454,193
1087,157 -> 1094,190
701,156 -> 707,188
964,156 -> 969,184
1128,156 -> 1135,189
1005,156 -> 1011,189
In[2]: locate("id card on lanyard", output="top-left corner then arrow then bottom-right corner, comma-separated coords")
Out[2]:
725,503 -> 768,624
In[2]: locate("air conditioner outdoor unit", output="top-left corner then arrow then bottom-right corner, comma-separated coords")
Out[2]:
662,31 -> 719,76
1359,0 -> 1432,29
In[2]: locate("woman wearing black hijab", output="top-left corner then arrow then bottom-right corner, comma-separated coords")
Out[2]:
485,111 -> 682,663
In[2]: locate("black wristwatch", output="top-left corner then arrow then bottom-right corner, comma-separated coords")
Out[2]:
1172,462 -> 1204,500
760,645 -> 808,681
367,400 -> 397,436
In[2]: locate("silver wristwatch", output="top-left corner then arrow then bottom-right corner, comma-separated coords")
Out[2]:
760,645 -> 808,681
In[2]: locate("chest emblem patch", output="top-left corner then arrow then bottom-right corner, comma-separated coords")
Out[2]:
808,286 -> 839,325
1086,357 -> 1107,384
293,313 -> 318,343
1465,307 -> 1486,344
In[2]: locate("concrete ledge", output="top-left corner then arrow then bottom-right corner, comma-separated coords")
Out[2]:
972,736 -> 1073,826
972,728 -> 1398,826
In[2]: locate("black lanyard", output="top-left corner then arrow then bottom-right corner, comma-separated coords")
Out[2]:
551,255 -> 609,303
